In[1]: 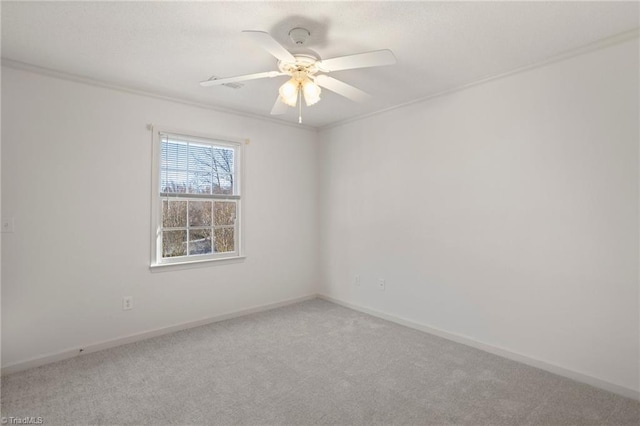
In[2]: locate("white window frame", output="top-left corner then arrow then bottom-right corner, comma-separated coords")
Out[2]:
150,127 -> 245,269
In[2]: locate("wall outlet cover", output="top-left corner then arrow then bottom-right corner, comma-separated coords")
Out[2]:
2,217 -> 14,233
122,296 -> 133,310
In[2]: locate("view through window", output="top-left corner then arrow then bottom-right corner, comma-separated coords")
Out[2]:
153,131 -> 242,265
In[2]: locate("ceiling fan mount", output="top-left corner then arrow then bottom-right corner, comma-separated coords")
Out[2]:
200,28 -> 397,122
288,27 -> 311,46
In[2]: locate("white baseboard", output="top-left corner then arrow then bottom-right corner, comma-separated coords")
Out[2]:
1,294 -> 317,376
317,294 -> 640,401
5,292 -> 638,401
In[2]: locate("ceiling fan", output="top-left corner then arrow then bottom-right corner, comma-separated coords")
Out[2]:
200,28 -> 397,123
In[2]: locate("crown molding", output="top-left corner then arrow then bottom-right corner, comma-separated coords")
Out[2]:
0,58 -> 318,133
319,27 -> 640,132
4,27 -> 638,134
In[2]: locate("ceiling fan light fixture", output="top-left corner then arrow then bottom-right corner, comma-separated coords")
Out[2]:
203,29 -> 396,122
279,78 -> 299,106
302,79 -> 321,106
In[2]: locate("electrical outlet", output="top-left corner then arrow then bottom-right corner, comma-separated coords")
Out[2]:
122,296 -> 133,311
355,275 -> 361,286
378,278 -> 385,291
1,217 -> 14,233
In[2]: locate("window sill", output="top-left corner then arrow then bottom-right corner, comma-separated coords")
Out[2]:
150,255 -> 246,272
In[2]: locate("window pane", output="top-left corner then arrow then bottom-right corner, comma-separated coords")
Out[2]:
162,170 -> 188,193
212,174 -> 233,194
214,202 -> 236,226
187,172 -> 213,194
212,147 -> 234,195
188,143 -> 213,194
189,228 -> 212,255
161,139 -> 188,169
163,230 -> 187,257
214,228 -> 234,253
188,143 -> 213,169
189,201 -> 212,227
162,200 -> 187,228
213,147 -> 234,174
161,140 -> 188,193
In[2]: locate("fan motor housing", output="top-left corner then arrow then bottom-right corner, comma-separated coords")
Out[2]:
278,54 -> 319,75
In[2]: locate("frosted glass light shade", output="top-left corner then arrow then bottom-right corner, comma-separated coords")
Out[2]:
302,80 -> 321,106
279,79 -> 299,107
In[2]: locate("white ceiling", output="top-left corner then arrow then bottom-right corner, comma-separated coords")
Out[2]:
2,1 -> 638,128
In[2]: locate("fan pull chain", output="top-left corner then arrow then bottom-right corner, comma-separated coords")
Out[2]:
298,88 -> 302,124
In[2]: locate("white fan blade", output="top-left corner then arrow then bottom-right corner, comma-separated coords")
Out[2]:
314,75 -> 372,103
200,71 -> 284,87
318,49 -> 396,72
242,30 -> 296,63
270,96 -> 289,115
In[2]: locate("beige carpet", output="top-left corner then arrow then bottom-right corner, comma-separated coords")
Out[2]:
1,299 -> 638,425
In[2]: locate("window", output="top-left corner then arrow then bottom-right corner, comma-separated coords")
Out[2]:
151,129 -> 243,267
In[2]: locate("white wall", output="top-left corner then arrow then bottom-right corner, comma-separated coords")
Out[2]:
1,66 -> 319,367
319,38 -> 639,393
2,37 -> 639,397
